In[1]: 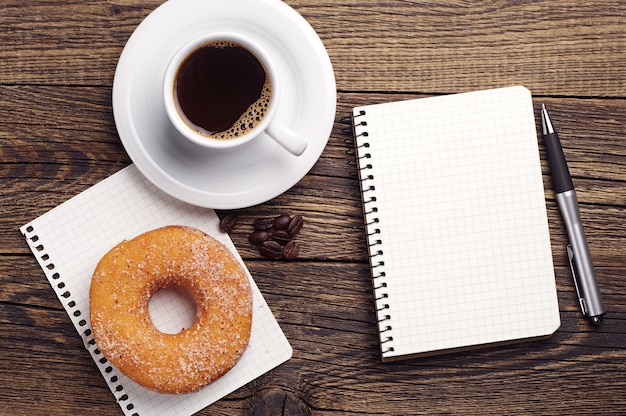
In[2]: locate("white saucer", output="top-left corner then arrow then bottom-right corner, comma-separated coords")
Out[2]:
112,0 -> 336,209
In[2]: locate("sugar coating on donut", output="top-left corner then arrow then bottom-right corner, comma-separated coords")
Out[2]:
89,225 -> 253,394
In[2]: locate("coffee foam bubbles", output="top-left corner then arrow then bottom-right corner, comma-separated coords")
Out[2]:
210,77 -> 272,141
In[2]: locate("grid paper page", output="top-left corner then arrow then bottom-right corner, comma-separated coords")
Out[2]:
20,164 -> 292,416
353,86 -> 560,361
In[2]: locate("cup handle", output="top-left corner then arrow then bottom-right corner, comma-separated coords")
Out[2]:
266,122 -> 307,156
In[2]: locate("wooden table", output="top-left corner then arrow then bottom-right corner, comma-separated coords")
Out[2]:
2,1 -> 625,414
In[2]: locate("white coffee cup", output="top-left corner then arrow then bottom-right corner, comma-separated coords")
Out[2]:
163,32 -> 307,156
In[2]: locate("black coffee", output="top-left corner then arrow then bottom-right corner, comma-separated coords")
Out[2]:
174,41 -> 271,140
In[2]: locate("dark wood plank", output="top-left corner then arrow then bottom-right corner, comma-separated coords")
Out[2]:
1,1 -> 625,96
0,0 -> 160,85
298,0 -> 626,96
3,88 -> 625,266
2,258 -> 625,415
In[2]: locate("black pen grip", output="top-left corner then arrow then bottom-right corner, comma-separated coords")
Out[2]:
544,132 -> 575,193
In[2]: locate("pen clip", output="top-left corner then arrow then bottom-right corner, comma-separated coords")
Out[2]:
567,244 -> 588,316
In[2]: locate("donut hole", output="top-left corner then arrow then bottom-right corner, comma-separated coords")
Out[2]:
148,284 -> 197,334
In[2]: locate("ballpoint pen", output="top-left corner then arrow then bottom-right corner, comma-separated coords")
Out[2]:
541,104 -> 606,325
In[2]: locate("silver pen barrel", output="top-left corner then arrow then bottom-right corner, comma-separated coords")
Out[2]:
556,190 -> 606,322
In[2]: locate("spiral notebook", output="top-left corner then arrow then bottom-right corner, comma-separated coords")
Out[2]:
20,165 -> 292,416
352,86 -> 561,362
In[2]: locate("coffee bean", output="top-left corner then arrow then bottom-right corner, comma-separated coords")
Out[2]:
272,230 -> 292,245
253,217 -> 274,231
219,213 -> 238,233
282,241 -> 300,260
248,230 -> 270,246
250,213 -> 304,260
273,214 -> 291,230
260,240 -> 282,259
287,215 -> 304,235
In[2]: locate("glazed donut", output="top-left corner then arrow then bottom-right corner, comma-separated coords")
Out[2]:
89,225 -> 252,394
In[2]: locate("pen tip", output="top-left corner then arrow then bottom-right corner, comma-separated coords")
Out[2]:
591,315 -> 604,326
541,104 -> 554,134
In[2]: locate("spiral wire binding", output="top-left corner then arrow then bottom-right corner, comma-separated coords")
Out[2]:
21,225 -> 138,416
350,110 -> 394,355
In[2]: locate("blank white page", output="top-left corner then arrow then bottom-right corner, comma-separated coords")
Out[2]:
21,164 -> 292,416
353,86 -> 560,361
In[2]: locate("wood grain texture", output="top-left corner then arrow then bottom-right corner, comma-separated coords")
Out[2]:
1,0 -> 625,415
2,0 -> 626,95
